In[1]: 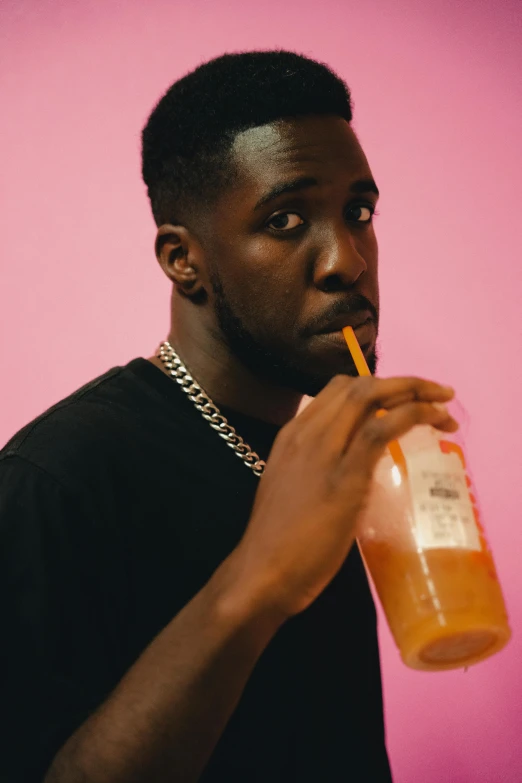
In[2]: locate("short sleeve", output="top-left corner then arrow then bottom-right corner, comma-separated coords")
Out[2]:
0,455 -> 119,783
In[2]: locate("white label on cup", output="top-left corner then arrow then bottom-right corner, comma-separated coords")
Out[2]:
406,450 -> 481,551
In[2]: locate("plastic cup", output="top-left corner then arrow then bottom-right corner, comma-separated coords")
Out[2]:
357,422 -> 511,671
341,326 -> 511,671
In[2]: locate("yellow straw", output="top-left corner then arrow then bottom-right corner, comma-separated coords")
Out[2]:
342,327 -> 407,475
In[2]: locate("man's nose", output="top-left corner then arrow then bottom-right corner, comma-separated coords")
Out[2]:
313,228 -> 367,291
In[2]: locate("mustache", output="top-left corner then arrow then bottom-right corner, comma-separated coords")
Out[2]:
302,294 -> 378,337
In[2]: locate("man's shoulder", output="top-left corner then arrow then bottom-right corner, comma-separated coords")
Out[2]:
3,363 -> 124,448
0,360 -> 172,488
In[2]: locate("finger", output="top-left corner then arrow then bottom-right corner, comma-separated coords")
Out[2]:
297,374 -> 453,428
341,401 -> 458,477
294,375 -> 455,455
375,380 -> 455,410
295,374 -> 360,425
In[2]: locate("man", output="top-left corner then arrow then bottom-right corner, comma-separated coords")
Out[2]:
1,51 -> 456,782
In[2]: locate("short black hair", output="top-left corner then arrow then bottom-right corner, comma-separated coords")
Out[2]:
141,50 -> 352,226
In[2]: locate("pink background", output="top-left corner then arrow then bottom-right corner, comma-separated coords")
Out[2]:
1,1 -> 521,780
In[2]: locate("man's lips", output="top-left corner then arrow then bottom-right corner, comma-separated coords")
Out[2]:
315,310 -> 375,335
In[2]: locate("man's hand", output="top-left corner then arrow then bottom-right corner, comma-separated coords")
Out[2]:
229,374 -> 456,618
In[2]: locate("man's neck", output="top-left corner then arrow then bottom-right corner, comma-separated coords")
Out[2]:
147,328 -> 303,427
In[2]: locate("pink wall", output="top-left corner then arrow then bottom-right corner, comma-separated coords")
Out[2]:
1,1 -> 521,780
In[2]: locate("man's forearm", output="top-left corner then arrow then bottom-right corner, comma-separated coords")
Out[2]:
44,554 -> 284,783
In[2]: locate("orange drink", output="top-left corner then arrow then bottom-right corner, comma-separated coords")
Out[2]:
360,541 -> 510,670
357,427 -> 511,671
342,325 -> 511,671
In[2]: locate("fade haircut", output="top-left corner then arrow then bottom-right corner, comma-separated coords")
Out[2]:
141,50 -> 352,226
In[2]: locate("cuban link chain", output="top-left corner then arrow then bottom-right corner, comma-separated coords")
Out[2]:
157,341 -> 266,477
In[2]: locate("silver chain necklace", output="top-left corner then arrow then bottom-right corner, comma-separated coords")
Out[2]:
157,341 -> 266,477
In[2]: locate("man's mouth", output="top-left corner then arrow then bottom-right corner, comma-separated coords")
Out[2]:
311,311 -> 376,354
315,310 -> 375,335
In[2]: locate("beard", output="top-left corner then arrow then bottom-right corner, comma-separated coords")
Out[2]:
210,270 -> 378,397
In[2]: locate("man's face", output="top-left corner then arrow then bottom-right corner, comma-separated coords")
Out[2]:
202,115 -> 379,396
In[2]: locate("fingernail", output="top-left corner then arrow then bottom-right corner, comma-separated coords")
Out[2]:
433,402 -> 449,414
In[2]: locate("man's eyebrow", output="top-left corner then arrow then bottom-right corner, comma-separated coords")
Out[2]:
253,176 -> 379,211
254,177 -> 318,210
349,178 -> 380,197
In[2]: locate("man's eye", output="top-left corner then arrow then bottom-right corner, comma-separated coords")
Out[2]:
346,205 -> 374,224
267,213 -> 304,231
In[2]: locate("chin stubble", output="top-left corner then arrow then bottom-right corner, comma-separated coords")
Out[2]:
210,270 -> 378,397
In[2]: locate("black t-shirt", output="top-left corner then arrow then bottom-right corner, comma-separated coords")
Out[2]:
0,358 -> 392,782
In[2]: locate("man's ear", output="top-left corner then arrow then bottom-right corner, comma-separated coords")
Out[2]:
155,224 -> 207,299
